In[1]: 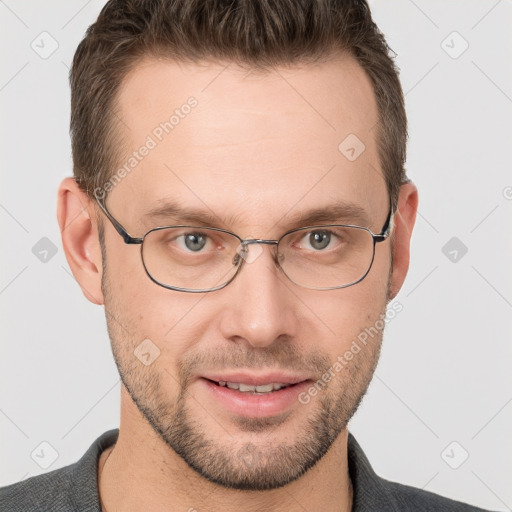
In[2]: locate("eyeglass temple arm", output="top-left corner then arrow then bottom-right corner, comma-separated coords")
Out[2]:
373,208 -> 394,243
96,199 -> 143,245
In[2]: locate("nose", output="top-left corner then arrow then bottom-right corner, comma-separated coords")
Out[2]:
218,243 -> 298,348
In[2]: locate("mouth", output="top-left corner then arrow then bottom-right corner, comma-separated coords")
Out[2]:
198,374 -> 312,418
204,378 -> 298,395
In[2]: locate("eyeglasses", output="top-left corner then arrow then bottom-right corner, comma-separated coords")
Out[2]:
96,198 -> 394,293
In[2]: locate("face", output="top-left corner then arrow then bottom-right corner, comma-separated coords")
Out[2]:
94,54 -> 393,490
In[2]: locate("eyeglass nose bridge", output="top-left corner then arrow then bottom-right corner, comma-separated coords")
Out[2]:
233,238 -> 280,266
242,238 -> 279,247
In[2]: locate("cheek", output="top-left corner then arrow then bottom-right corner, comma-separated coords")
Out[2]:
304,269 -> 389,353
314,290 -> 383,333
113,285 -> 209,344
103,244 -> 221,369
107,279 -> 218,371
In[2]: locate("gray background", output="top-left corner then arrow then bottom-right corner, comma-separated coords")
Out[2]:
1,1 -> 511,510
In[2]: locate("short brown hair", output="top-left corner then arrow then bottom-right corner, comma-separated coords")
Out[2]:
70,0 -> 407,209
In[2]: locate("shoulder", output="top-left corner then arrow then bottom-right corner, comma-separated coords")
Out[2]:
0,464 -> 77,512
347,433 -> 494,512
0,429 -> 118,512
380,477 -> 492,511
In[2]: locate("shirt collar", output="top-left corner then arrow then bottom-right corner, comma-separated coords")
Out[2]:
348,432 -> 401,511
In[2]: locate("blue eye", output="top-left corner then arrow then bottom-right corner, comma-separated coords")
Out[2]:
308,231 -> 331,250
182,233 -> 208,252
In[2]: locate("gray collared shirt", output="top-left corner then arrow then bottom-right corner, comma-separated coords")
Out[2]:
0,429 -> 492,511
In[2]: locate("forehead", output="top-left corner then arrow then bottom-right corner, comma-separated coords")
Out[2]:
109,55 -> 387,232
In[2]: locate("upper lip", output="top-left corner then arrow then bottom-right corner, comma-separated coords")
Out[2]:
201,372 -> 311,387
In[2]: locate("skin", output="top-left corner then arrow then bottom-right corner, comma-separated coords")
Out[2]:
58,53 -> 418,512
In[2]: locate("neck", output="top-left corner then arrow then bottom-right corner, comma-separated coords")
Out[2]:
98,394 -> 353,512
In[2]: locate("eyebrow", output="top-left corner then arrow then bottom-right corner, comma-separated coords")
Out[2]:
143,199 -> 371,230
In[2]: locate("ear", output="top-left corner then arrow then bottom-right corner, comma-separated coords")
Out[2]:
57,177 -> 104,305
388,182 -> 418,300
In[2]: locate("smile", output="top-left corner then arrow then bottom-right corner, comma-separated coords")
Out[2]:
212,380 -> 293,394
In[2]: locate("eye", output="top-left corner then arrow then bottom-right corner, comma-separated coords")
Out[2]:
178,232 -> 209,252
290,227 -> 348,253
307,230 -> 331,250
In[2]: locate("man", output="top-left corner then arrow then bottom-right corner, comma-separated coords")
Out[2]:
0,1 -> 494,511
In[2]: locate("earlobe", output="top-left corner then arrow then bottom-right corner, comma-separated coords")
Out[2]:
388,182 -> 419,300
57,177 -> 105,305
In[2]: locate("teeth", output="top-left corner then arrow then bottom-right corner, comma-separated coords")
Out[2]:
253,383 -> 274,393
239,383 -> 256,392
217,381 -> 290,393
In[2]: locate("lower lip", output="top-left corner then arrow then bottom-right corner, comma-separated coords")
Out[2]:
199,378 -> 311,418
